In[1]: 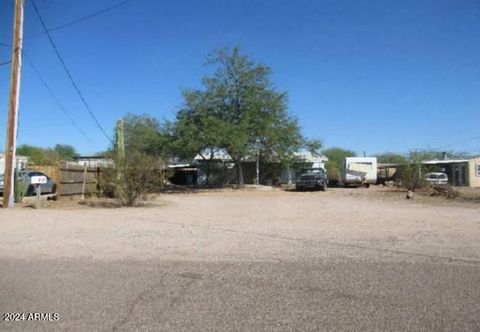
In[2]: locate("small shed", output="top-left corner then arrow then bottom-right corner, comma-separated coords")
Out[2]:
422,159 -> 469,186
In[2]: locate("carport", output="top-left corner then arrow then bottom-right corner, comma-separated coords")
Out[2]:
422,159 -> 469,186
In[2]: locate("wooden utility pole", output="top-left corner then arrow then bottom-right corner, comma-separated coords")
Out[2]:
3,0 -> 24,208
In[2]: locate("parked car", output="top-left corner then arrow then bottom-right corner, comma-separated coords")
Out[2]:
425,172 -> 448,186
0,171 -> 56,196
296,168 -> 328,191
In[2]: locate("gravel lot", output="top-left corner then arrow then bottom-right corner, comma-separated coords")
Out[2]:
1,187 -> 479,331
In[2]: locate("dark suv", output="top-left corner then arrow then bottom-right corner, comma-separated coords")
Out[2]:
295,168 -> 328,191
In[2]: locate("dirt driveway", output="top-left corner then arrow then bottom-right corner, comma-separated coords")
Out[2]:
1,187 -> 479,330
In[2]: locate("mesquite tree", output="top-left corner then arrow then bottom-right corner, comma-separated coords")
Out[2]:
176,47 -> 320,185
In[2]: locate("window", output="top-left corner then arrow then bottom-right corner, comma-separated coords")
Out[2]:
477,164 -> 480,177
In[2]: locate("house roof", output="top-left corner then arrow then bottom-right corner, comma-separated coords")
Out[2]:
293,151 -> 328,163
422,159 -> 469,164
76,156 -> 110,160
194,150 -> 232,161
194,150 -> 327,163
378,159 -> 474,168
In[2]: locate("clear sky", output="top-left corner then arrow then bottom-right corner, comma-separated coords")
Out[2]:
0,0 -> 479,156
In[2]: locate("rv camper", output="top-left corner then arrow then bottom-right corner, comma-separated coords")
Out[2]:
342,157 -> 377,187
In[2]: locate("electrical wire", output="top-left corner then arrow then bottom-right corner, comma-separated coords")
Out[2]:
24,53 -> 94,144
27,0 -> 135,38
0,59 -> 12,66
29,0 -> 113,144
1,0 -> 136,46
433,135 -> 480,151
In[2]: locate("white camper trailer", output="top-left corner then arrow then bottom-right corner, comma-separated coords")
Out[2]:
342,157 -> 377,187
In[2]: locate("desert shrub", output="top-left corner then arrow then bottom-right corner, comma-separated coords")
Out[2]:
396,152 -> 442,192
99,152 -> 165,206
397,162 -> 425,192
97,167 -> 116,198
325,165 -> 340,183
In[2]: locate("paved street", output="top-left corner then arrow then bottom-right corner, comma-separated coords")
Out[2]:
1,188 -> 479,331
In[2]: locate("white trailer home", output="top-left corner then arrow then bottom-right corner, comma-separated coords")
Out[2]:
342,157 -> 377,187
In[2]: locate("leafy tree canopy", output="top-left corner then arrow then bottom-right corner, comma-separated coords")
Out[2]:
323,147 -> 356,166
407,149 -> 473,161
323,147 -> 356,181
17,144 -> 77,165
174,47 -> 320,184
117,113 -> 172,159
53,144 -> 78,160
375,152 -> 407,164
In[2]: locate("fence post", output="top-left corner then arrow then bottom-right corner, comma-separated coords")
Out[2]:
81,164 -> 87,200
96,167 -> 101,197
55,161 -> 62,200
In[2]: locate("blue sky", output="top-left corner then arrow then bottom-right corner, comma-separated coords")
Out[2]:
0,0 -> 479,155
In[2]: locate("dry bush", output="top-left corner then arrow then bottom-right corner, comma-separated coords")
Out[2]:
397,163 -> 426,192
428,185 -> 459,199
99,152 -> 165,206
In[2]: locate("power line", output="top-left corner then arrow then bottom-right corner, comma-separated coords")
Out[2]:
0,59 -> 12,66
24,54 -> 94,144
29,0 -> 113,144
0,0 -> 136,46
434,135 -> 480,150
28,0 -> 135,38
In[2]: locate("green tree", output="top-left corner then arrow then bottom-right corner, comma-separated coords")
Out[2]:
119,113 -> 171,158
406,149 -> 473,161
375,152 -> 407,164
100,117 -> 168,205
53,144 -> 77,161
323,147 -> 356,182
17,144 -> 78,165
17,144 -> 58,165
179,47 -> 318,185
408,149 -> 445,161
173,92 -> 226,185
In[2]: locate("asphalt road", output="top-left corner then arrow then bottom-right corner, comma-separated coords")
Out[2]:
1,257 -> 480,331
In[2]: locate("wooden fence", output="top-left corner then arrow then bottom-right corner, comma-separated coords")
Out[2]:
29,162 -> 102,199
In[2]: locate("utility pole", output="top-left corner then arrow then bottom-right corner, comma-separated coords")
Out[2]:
3,0 -> 24,208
